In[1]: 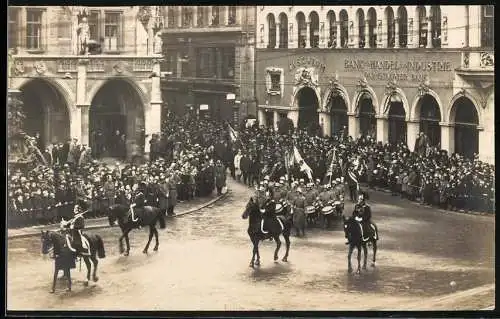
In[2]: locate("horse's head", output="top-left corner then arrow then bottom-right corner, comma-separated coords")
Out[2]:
342,215 -> 352,236
242,197 -> 258,220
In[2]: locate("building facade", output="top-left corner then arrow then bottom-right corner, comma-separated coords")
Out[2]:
160,6 -> 256,125
255,5 -> 494,164
8,6 -> 164,158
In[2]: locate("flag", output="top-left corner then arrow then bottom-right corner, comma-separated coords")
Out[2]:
228,123 -> 238,143
326,148 -> 336,177
293,145 -> 313,182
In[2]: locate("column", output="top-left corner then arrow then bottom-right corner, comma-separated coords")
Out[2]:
77,58 -> 89,144
347,112 -> 359,139
258,108 -> 266,126
426,16 -> 433,48
208,6 -> 213,26
468,5 -> 481,47
305,22 -> 311,48
193,6 -> 198,27
276,23 -> 281,48
406,120 -> 420,151
273,111 -> 279,130
288,109 -> 299,128
178,7 -> 183,28
439,122 -> 454,155
320,112 -> 331,137
394,17 -> 400,48
376,116 -> 389,144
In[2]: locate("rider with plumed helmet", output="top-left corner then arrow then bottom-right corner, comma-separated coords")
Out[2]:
61,198 -> 89,255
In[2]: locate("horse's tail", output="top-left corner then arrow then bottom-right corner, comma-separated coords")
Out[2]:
95,235 -> 106,259
157,209 -> 166,229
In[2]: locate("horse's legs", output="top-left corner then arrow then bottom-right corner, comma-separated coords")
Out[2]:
64,268 -> 72,292
362,244 -> 368,269
356,245 -> 362,274
153,227 -> 159,251
124,230 -> 131,256
282,232 -> 290,262
143,225 -> 154,254
347,245 -> 354,273
83,257 -> 91,286
50,267 -> 58,293
91,256 -> 99,282
371,240 -> 377,267
273,236 -> 281,261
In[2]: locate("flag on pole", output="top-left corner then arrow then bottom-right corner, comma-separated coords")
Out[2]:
228,123 -> 239,143
325,147 -> 336,177
293,145 -> 313,182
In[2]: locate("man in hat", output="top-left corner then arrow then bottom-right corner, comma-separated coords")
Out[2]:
61,199 -> 90,255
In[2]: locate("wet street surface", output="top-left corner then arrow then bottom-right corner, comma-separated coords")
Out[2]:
7,180 -> 495,311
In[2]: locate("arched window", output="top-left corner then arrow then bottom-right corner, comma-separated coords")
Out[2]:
397,6 -> 408,48
452,97 -> 479,158
167,7 -> 176,28
228,6 -> 236,25
267,14 -> 276,48
297,12 -> 307,48
197,7 -> 205,27
327,10 -> 337,48
211,6 -> 220,26
279,13 -> 288,48
367,8 -> 377,48
417,6 -> 427,47
430,6 -> 441,48
309,11 -> 319,48
339,10 -> 349,48
357,9 -> 365,48
385,7 -> 395,48
481,5 -> 494,47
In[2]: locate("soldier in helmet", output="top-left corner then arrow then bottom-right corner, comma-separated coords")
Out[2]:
61,199 -> 90,255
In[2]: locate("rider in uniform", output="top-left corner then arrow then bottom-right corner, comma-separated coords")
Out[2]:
130,191 -> 146,223
62,199 -> 89,256
260,185 -> 277,234
346,191 -> 375,244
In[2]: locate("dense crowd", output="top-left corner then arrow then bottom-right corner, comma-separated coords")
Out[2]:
232,125 -> 495,214
7,117 -> 229,228
7,116 -> 495,228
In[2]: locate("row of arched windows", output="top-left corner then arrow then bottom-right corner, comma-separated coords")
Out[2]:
167,6 -> 237,28
265,6 -> 444,49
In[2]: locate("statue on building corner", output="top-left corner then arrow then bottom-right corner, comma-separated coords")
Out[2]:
77,12 -> 90,55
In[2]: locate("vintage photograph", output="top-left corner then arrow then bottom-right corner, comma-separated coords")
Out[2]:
6,5 -> 495,312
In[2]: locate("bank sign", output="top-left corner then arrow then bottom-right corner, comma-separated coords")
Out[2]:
286,51 -> 460,84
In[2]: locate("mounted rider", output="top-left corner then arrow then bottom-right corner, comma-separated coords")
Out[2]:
61,199 -> 90,256
260,184 -> 278,234
129,190 -> 146,223
346,191 -> 377,244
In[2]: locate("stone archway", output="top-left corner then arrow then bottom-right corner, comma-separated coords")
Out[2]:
357,92 -> 377,138
18,79 -> 71,149
450,96 -> 479,158
328,95 -> 349,137
296,86 -> 320,134
388,98 -> 407,144
416,94 -> 442,147
89,79 -> 146,159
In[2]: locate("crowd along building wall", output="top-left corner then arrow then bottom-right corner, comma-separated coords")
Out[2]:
255,5 -> 494,164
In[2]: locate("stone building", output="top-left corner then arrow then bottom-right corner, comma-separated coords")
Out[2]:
8,6 -> 164,158
160,6 -> 256,124
255,5 -> 494,163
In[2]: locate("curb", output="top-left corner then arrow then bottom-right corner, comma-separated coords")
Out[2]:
8,191 -> 229,240
363,185 -> 494,218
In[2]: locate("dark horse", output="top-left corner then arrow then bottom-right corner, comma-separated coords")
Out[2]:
106,204 -> 166,256
342,215 -> 378,274
241,198 -> 292,267
41,230 -> 105,293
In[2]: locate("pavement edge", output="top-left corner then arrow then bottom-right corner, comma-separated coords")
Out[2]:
7,190 -> 230,240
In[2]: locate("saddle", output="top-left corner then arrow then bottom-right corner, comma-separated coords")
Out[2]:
357,221 -> 378,242
67,231 -> 91,256
260,216 -> 285,234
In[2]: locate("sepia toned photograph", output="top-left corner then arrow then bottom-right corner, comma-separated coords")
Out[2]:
6,4 -> 494,312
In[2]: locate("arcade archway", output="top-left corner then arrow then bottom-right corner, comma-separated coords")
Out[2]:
358,93 -> 376,138
418,94 -> 441,147
19,79 -> 71,149
451,97 -> 479,158
328,95 -> 348,137
388,98 -> 407,144
297,87 -> 320,134
89,79 -> 145,159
